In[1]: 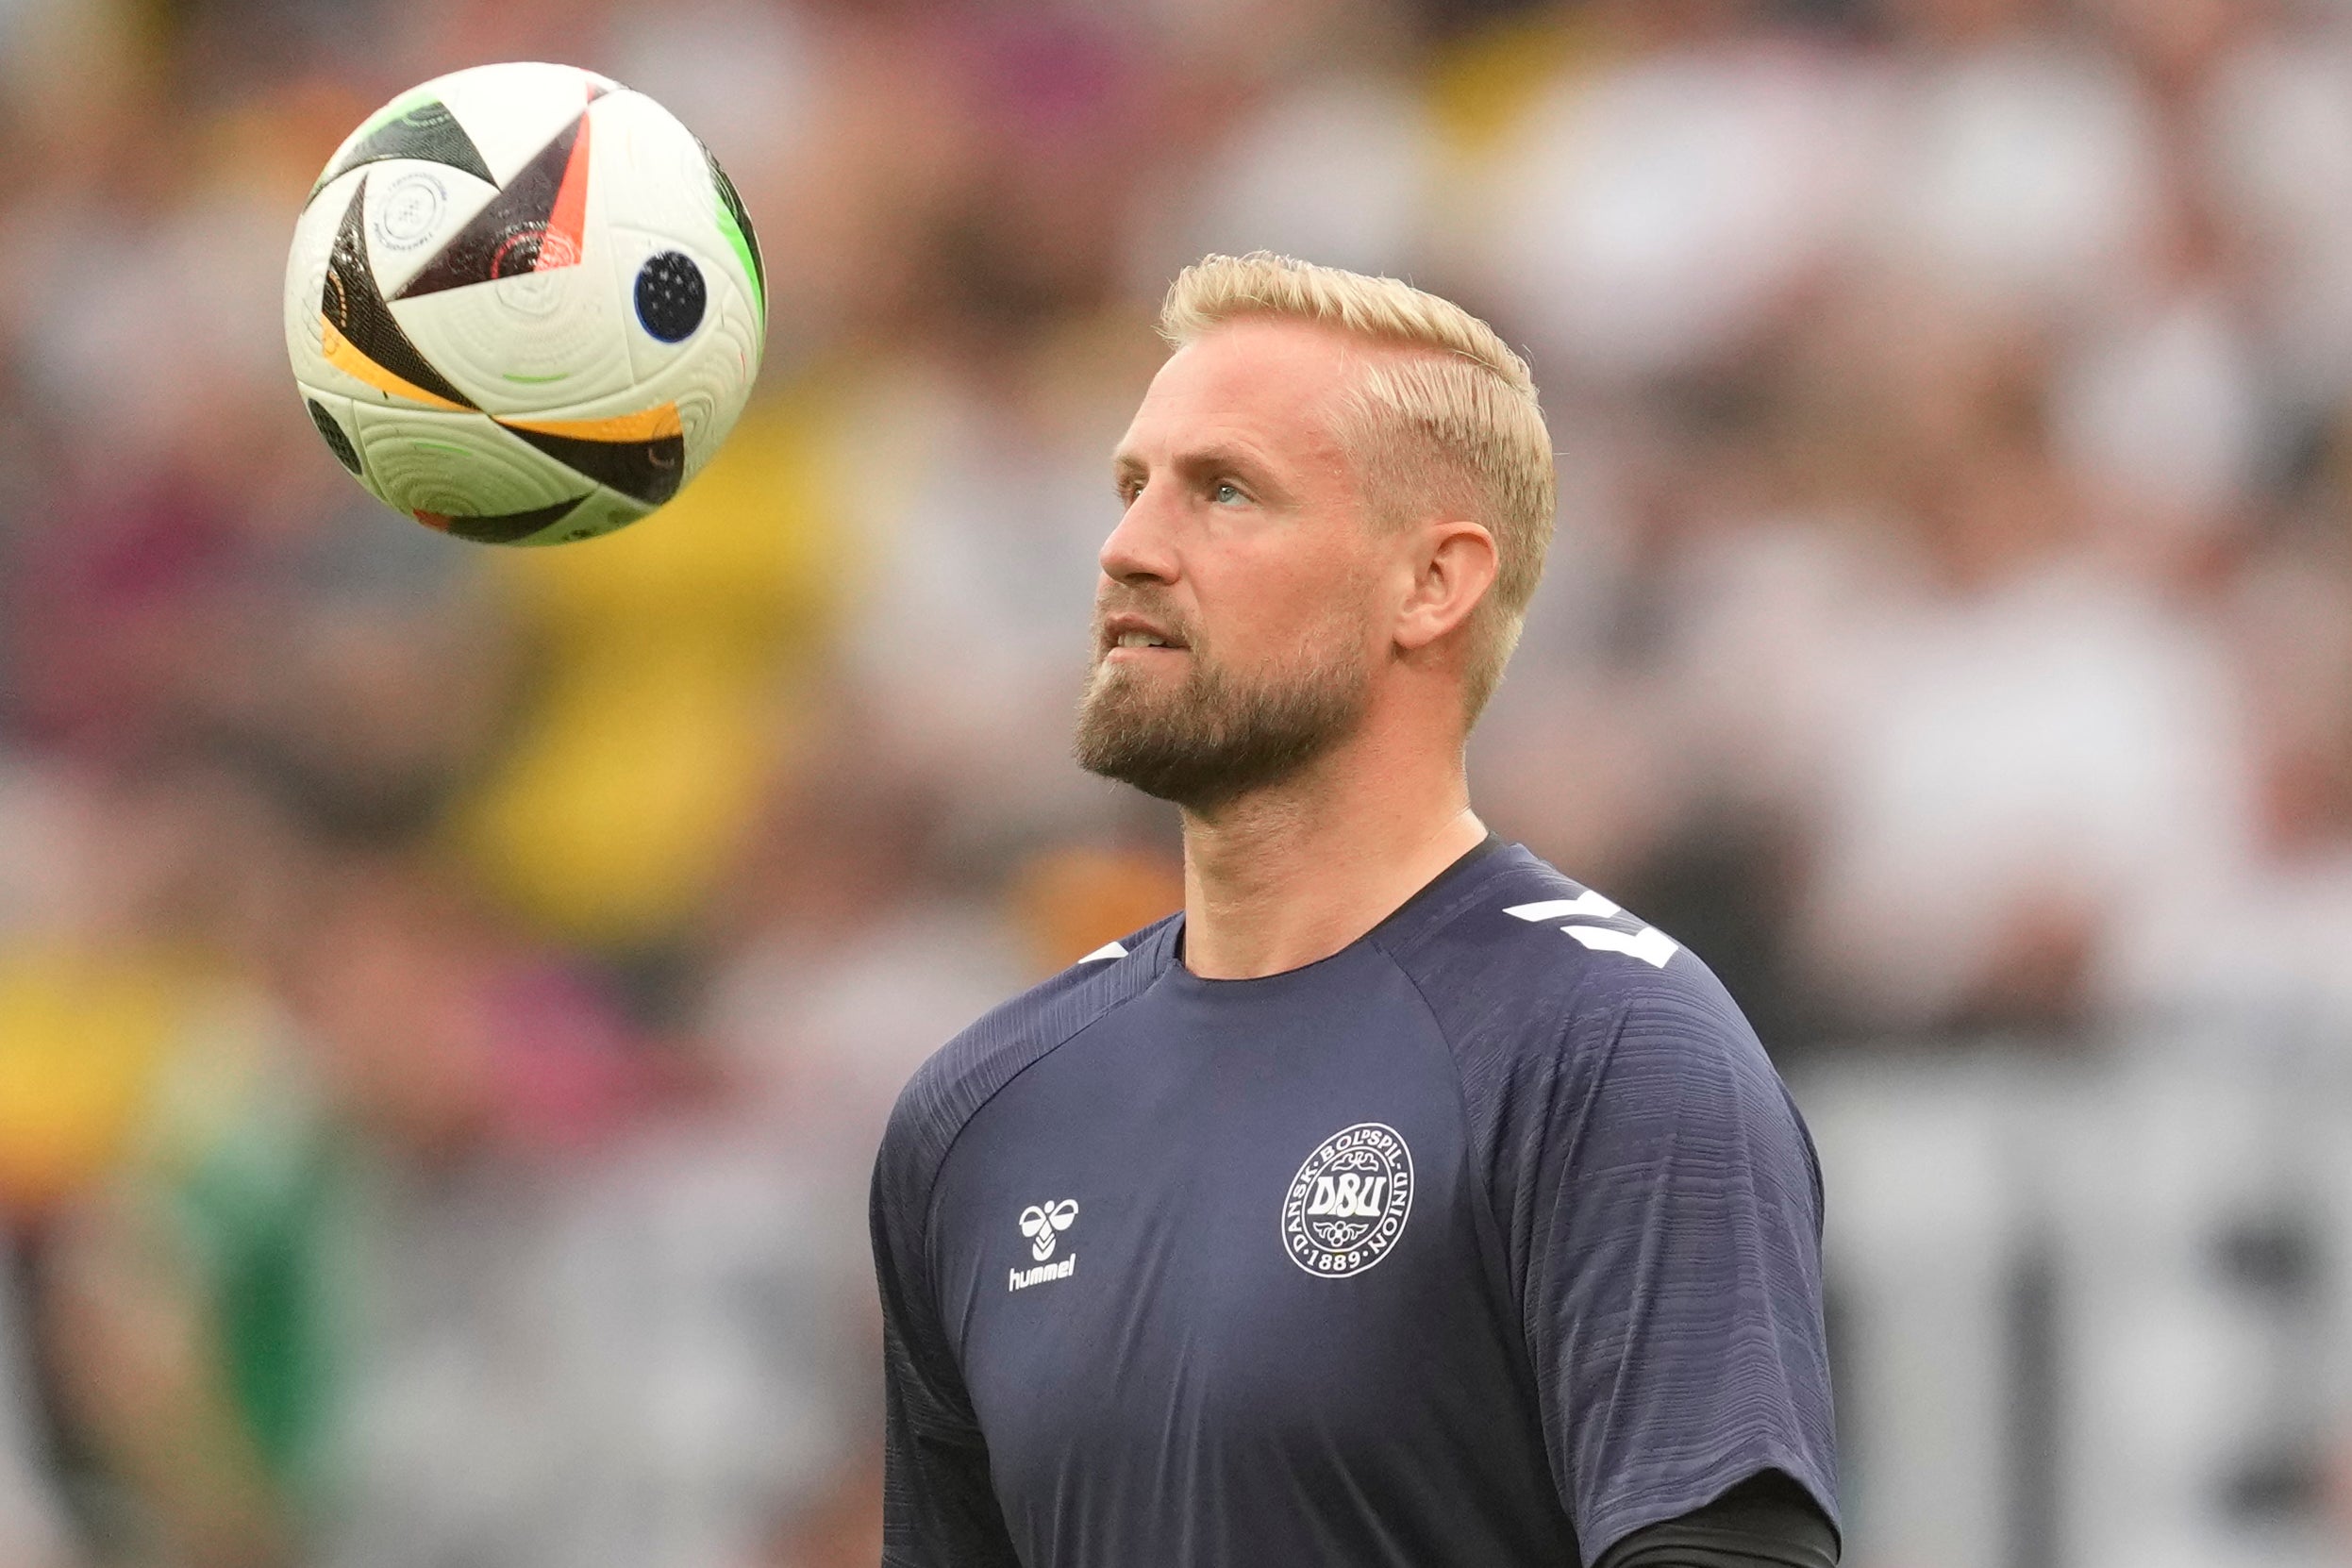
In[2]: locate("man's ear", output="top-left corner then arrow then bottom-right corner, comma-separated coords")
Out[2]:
1393,520 -> 1497,653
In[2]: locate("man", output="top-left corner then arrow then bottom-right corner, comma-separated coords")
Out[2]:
869,254 -> 1839,1568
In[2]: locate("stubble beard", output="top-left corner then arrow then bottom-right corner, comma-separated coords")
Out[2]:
1073,625 -> 1374,813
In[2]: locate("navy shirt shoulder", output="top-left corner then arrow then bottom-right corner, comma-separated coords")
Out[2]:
875,910 -> 1179,1232
1368,847 -> 1838,1552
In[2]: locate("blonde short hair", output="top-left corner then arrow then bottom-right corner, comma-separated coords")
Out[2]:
1159,252 -> 1557,720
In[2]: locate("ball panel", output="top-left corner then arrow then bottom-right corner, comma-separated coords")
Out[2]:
357,160 -> 500,301
707,153 -> 764,328
285,175 -> 348,384
666,292 -> 759,486
599,227 -> 760,454
376,100 -> 635,416
501,405 -> 681,442
425,62 -> 618,186
603,236 -> 761,480
508,486 -> 652,546
308,94 -> 495,207
393,108 -> 590,301
492,284 -> 753,497
305,395 -> 364,475
307,84 -> 438,204
589,92 -> 762,325
348,404 -> 590,520
501,420 -> 683,508
601,226 -> 727,388
387,238 -> 634,415
323,175 -> 478,410
285,165 -> 435,397
294,385 -> 392,504
418,496 -> 587,544
584,90 -> 715,244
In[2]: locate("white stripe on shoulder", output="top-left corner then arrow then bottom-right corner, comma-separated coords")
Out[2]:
1079,941 -> 1128,962
1563,925 -> 1679,968
1504,892 -> 1622,923
1504,892 -> 1680,969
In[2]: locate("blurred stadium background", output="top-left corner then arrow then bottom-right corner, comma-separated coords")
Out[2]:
1,0 -> 2350,1564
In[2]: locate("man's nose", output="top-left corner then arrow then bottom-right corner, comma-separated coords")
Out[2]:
1100,485 -> 1179,585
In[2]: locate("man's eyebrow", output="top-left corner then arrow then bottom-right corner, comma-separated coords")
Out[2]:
1173,443 -> 1275,478
1109,442 -> 1291,496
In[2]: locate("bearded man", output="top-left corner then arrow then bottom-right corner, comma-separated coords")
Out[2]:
869,255 -> 1840,1568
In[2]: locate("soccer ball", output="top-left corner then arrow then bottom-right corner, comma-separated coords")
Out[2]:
284,62 -> 766,545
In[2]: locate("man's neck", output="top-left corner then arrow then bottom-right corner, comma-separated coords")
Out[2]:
1177,730 -> 1487,980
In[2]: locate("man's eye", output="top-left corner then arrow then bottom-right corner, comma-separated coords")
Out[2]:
1211,481 -> 1244,505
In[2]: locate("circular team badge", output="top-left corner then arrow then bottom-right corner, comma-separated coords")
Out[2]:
1281,1122 -> 1414,1278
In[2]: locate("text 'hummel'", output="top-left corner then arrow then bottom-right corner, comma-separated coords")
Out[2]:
1009,1256 -> 1076,1291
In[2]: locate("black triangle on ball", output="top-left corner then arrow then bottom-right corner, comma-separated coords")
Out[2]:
415,495 -> 590,544
324,176 -> 479,410
309,97 -> 495,206
306,399 -> 363,475
501,425 -> 684,507
394,112 -> 589,300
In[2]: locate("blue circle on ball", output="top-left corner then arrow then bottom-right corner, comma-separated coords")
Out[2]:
634,251 -> 707,342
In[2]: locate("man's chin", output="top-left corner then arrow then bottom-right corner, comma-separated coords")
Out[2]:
1076,695 -> 1168,763
1073,736 -> 1239,810
1087,653 -> 1185,695
1076,697 -> 1352,813
1076,684 -> 1212,803
1079,665 -> 1185,737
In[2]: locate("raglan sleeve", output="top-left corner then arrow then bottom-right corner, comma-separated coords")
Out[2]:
870,1093 -> 1024,1568
1517,964 -> 1840,1564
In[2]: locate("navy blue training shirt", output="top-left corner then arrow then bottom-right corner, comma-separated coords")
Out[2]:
871,841 -> 1838,1568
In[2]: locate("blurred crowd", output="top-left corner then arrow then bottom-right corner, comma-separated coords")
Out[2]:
2,0 -> 2351,1562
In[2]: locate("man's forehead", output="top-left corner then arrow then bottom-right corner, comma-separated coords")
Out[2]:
1117,319 -> 1360,461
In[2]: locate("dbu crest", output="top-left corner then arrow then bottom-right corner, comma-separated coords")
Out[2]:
1282,1124 -> 1413,1277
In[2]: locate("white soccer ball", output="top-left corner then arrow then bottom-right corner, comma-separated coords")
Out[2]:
285,61 -> 767,545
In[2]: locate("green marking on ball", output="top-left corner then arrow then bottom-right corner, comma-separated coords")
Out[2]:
706,154 -> 764,328
715,202 -> 762,325
502,372 -> 572,384
359,86 -> 441,139
308,86 -> 447,203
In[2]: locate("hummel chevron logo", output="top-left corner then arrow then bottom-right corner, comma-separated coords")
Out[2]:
1010,1199 -> 1080,1292
1505,894 -> 1680,969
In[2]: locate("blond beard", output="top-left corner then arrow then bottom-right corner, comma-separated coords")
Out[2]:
1074,635 -> 1372,811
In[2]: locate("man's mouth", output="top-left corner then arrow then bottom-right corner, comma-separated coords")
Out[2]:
1100,613 -> 1190,657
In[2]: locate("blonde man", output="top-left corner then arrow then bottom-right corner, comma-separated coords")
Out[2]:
870,256 -> 1839,1568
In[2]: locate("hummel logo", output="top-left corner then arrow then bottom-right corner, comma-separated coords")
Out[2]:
1507,893 -> 1679,969
1019,1200 -> 1078,1261
1009,1200 -> 1080,1293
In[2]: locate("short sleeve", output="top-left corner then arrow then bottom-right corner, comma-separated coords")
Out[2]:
870,1118 -> 1023,1568
1525,975 -> 1839,1562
